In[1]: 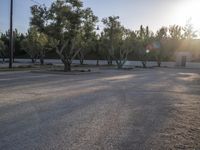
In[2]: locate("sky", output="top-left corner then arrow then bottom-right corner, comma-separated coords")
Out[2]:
1,0 -> 200,34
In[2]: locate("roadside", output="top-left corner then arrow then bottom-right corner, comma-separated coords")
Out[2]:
1,59 -> 200,71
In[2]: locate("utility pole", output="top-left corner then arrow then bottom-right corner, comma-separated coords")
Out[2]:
9,0 -> 13,68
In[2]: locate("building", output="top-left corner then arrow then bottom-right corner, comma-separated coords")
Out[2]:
175,52 -> 192,67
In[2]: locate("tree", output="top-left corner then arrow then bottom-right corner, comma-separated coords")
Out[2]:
168,25 -> 183,60
37,32 -> 49,65
115,29 -> 137,69
136,25 -> 154,68
102,16 -> 120,65
0,29 -> 26,61
30,0 -> 90,71
0,32 -> 10,60
154,27 -> 168,67
0,40 -> 6,63
169,25 -> 182,40
102,16 -> 135,69
21,27 -> 48,64
13,29 -> 26,60
183,18 -> 197,39
77,8 -> 98,65
99,32 -> 111,65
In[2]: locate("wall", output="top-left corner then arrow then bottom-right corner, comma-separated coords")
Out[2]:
1,59 -> 200,69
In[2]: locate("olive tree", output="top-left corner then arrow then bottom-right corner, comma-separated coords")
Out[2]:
154,27 -> 168,67
115,29 -> 137,68
136,25 -> 154,68
102,16 -> 135,69
169,25 -> 183,40
0,40 -> 6,63
21,27 -> 48,64
99,32 -> 112,65
183,19 -> 197,39
77,8 -> 98,65
30,0 -> 97,71
102,16 -> 121,65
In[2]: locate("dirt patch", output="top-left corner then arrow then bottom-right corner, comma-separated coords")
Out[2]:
145,76 -> 200,150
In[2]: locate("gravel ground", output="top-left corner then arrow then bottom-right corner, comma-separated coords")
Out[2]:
0,68 -> 200,150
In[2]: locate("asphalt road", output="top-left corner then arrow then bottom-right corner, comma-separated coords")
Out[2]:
0,68 -> 200,150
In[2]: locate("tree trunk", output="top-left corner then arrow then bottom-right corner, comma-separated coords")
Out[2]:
108,60 -> 112,65
64,62 -> 71,72
40,55 -> 44,65
31,58 -> 35,63
157,58 -> 161,67
2,56 -> 5,63
157,61 -> 161,67
106,55 -> 112,65
40,57 -> 44,65
78,51 -> 84,65
117,63 -> 123,69
107,58 -> 112,65
96,59 -> 99,66
39,50 -> 45,65
116,59 -> 126,69
80,59 -> 84,65
142,61 -> 146,68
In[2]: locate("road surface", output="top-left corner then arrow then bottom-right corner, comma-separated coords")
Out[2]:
0,68 -> 200,150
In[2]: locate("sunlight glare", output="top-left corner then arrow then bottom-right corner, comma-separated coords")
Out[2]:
176,0 -> 200,29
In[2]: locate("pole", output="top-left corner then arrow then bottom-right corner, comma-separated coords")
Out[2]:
9,0 -> 13,68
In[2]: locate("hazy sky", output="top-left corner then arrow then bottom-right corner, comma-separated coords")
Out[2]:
1,0 -> 200,33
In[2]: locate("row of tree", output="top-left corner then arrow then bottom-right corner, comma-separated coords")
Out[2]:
0,0 -> 199,71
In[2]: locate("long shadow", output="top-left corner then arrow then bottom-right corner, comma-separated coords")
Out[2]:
1,69 -> 199,149
0,84 -> 113,149
115,69 -> 200,150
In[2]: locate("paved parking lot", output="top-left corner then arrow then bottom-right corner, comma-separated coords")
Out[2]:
0,68 -> 200,150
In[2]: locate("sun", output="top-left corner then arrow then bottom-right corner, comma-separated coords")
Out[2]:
176,0 -> 200,28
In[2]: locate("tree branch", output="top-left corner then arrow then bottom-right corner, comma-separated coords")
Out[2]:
71,48 -> 81,61
60,40 -> 69,54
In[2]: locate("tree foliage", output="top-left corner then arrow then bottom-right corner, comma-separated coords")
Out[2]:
1,0 -> 199,68
21,27 -> 48,64
0,39 -> 6,62
153,27 -> 168,67
183,19 -> 197,39
30,0 -> 98,71
169,25 -> 182,40
77,8 -> 98,65
101,16 -> 136,68
135,25 -> 154,67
